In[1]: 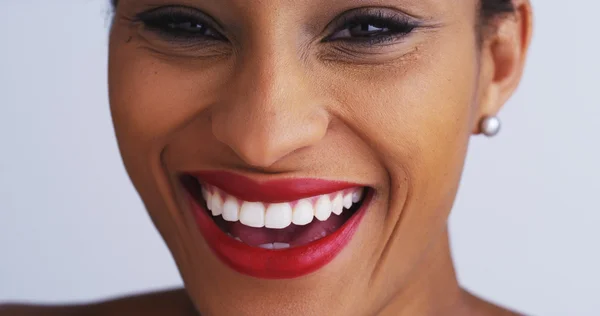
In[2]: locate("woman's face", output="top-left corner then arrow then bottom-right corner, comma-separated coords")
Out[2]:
109,0 -> 523,314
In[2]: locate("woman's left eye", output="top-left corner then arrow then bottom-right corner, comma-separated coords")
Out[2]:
326,11 -> 418,43
333,22 -> 393,39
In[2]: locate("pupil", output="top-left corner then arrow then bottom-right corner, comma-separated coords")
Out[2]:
352,23 -> 386,36
169,21 -> 203,31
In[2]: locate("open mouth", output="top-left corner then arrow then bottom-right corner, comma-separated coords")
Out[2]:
180,171 -> 372,279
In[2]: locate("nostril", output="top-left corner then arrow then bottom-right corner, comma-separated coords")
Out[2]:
212,118 -> 329,169
212,127 -> 285,168
210,90 -> 330,169
231,144 -> 284,169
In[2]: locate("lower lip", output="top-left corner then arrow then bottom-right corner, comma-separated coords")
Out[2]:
187,190 -> 372,279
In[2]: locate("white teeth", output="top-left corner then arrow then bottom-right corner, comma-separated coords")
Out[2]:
352,188 -> 364,203
343,194 -> 353,209
273,242 -> 290,249
210,191 -> 224,216
265,203 -> 293,229
201,184 -> 366,229
259,243 -> 274,249
258,242 -> 291,250
222,197 -> 240,222
239,202 -> 266,228
292,199 -> 314,226
314,195 -> 332,221
205,188 -> 213,210
331,193 -> 344,216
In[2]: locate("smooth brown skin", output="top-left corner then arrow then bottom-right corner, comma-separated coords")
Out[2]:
1,0 -> 532,315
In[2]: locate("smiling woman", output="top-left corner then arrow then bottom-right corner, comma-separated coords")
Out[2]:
1,0 -> 532,315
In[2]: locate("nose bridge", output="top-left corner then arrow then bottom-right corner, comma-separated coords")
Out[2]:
211,34 -> 329,168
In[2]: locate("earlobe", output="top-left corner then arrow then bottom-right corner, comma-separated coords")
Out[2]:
473,74 -> 501,134
474,0 -> 533,135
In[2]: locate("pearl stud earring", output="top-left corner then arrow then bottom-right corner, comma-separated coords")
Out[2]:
480,116 -> 501,137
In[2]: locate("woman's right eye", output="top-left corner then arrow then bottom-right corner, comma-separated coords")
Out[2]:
136,7 -> 225,41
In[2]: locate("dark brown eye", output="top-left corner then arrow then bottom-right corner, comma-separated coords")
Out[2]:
325,10 -> 418,44
164,21 -> 219,37
335,23 -> 391,38
136,6 -> 225,41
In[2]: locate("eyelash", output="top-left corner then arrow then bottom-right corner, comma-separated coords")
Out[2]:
135,6 -> 418,45
324,11 -> 418,45
135,7 -> 225,42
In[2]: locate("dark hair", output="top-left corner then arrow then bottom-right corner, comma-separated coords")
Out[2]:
111,0 -> 515,27
481,0 -> 515,24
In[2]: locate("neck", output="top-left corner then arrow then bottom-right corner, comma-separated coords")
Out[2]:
378,227 -> 469,316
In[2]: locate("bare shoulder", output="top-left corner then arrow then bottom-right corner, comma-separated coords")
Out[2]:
0,288 -> 197,316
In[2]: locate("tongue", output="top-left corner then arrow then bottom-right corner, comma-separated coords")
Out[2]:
217,213 -> 350,247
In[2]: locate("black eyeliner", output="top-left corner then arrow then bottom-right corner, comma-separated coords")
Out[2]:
134,6 -> 225,41
323,8 -> 420,44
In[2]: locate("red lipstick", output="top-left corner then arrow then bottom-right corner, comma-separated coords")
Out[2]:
189,170 -> 359,203
184,171 -> 371,279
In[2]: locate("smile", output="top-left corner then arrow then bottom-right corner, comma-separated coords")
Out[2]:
181,171 -> 372,279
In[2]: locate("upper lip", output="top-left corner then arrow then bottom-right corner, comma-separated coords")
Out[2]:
188,170 -> 364,203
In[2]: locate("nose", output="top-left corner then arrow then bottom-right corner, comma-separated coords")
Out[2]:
211,45 -> 329,169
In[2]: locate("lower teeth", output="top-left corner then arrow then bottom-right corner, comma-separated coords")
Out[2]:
259,242 -> 290,250
227,233 -> 290,250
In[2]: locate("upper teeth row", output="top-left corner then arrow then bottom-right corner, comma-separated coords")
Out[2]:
201,186 -> 364,229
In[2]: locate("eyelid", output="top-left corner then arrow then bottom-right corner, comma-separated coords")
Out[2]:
324,7 -> 420,32
319,7 -> 421,45
134,5 -> 226,36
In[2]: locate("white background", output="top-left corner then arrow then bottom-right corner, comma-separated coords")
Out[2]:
0,1 -> 598,315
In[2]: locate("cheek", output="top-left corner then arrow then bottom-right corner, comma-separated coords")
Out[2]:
108,36 -> 231,176
321,28 -> 481,297
326,36 -> 479,218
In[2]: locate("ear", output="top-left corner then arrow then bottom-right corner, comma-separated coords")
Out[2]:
474,0 -> 533,134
